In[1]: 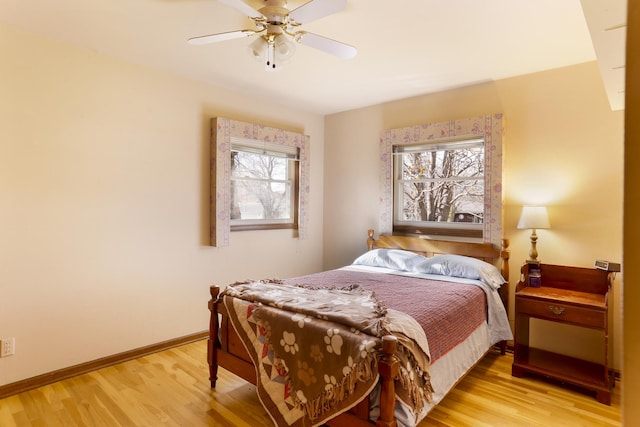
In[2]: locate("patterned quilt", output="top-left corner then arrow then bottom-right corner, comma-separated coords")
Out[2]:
222,280 -> 433,427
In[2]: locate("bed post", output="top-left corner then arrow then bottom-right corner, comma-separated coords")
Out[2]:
208,285 -> 221,388
376,335 -> 399,427
367,229 -> 376,251
501,238 -> 510,282
499,239 -> 510,355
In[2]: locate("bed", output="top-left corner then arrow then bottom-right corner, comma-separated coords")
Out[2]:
207,230 -> 512,427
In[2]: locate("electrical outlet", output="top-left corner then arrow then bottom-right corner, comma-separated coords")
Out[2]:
0,337 -> 15,357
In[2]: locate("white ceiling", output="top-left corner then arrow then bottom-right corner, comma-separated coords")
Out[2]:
580,0 -> 627,111
0,0 -> 626,115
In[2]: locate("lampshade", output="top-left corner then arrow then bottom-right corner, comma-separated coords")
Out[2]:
274,34 -> 295,63
517,206 -> 550,230
248,36 -> 268,61
248,33 -> 295,71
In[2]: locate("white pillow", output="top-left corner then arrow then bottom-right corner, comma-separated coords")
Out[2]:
413,254 -> 505,289
352,249 -> 427,272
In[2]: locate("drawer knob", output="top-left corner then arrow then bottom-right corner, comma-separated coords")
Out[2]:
549,306 -> 566,315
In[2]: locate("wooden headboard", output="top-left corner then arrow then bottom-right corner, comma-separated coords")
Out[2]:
366,229 -> 510,280
366,229 -> 511,309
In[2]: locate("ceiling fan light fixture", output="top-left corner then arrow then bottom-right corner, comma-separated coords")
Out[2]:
247,33 -> 293,71
248,36 -> 268,61
274,34 -> 296,63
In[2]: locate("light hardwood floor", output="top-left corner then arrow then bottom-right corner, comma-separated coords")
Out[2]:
0,340 -> 621,426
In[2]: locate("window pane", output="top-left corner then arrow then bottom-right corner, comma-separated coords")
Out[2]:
232,151 -> 287,180
401,148 -> 483,180
231,179 -> 292,220
395,142 -> 485,231
399,179 -> 484,223
230,149 -> 295,223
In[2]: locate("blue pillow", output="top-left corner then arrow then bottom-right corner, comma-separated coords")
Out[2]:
353,249 -> 427,272
413,254 -> 505,289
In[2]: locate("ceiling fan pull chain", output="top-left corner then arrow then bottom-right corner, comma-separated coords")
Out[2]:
266,42 -> 276,70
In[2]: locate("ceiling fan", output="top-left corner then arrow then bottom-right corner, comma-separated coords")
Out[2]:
188,0 -> 357,71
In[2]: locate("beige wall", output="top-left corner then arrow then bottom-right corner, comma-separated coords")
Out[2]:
325,62 -> 624,370
0,25 -> 325,386
624,0 -> 639,424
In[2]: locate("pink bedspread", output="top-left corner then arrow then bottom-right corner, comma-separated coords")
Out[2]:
283,268 -> 487,362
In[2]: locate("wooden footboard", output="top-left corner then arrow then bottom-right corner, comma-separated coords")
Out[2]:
208,285 -> 400,427
208,285 -> 256,387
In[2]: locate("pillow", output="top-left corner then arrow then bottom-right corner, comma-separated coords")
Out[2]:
413,254 -> 505,289
352,249 -> 427,272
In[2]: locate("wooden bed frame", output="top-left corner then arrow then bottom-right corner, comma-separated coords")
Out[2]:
207,230 -> 511,427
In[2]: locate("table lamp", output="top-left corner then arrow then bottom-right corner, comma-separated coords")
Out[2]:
517,205 -> 550,262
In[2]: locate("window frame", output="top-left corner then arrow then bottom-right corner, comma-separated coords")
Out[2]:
229,143 -> 300,231
392,137 -> 485,239
210,117 -> 310,247
379,114 -> 503,245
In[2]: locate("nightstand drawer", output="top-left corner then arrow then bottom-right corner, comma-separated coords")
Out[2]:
516,298 -> 605,328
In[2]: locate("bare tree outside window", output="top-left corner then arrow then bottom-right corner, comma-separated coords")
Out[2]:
230,147 -> 297,227
394,140 -> 484,234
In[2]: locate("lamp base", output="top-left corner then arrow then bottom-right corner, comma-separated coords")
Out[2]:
528,229 -> 540,262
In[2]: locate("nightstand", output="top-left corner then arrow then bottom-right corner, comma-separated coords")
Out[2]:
511,263 -> 614,404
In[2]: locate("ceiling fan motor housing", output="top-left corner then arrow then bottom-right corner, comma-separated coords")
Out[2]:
259,7 -> 290,26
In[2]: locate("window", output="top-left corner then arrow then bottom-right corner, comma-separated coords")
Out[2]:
380,114 -> 503,245
230,141 -> 299,230
393,138 -> 485,238
210,117 -> 310,247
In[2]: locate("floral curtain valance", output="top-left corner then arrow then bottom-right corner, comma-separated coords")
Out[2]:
379,114 -> 504,245
211,117 -> 310,247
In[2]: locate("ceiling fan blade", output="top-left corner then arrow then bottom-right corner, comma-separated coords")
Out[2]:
188,29 -> 256,45
297,32 -> 357,59
289,0 -> 347,24
218,0 -> 263,19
